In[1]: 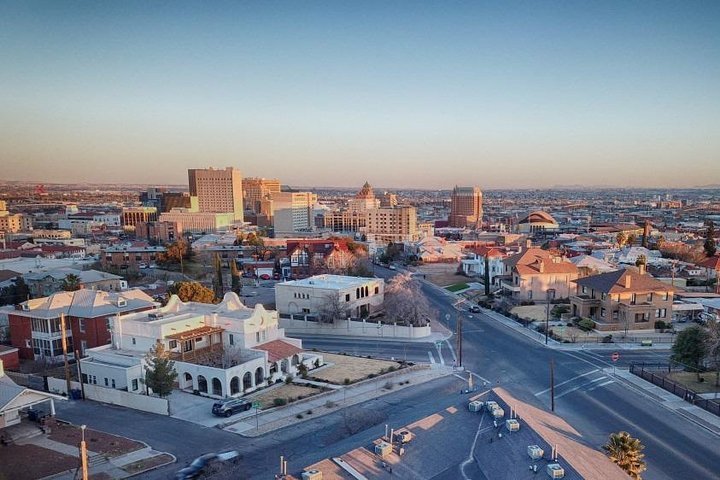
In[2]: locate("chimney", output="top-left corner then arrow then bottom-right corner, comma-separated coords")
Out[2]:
638,263 -> 646,275
525,238 -> 532,250
624,272 -> 632,288
538,260 -> 545,273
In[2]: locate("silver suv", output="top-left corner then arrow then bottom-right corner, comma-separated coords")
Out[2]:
212,398 -> 251,417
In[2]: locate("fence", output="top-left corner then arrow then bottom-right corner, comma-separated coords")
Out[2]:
47,377 -> 169,416
279,316 -> 432,339
630,363 -> 720,417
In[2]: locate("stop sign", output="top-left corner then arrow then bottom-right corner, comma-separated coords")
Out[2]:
611,352 -> 620,362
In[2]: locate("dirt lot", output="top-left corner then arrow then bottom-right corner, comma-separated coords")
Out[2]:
0,443 -> 77,479
250,384 -> 320,409
415,263 -> 467,287
49,422 -> 144,458
510,305 -> 550,322
310,353 -> 403,385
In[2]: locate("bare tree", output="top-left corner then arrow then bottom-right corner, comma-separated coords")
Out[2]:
384,273 -> 434,327
319,293 -> 349,323
705,320 -> 720,387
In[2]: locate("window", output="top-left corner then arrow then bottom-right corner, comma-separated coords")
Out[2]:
601,293 -> 607,300
132,337 -> 136,345
375,286 -> 379,295
663,292 -> 669,301
132,379 -> 138,390
169,340 -> 177,349
656,308 -> 667,318
648,293 -> 653,302
104,378 -> 109,386
79,319 -> 85,333
631,293 -> 637,305
612,310 -> 619,320
581,286 -> 587,294
111,379 -> 116,388
601,308 -> 606,317
256,332 -> 260,343
345,294 -> 350,302
229,334 -> 234,346
81,340 -> 87,355
183,340 -> 193,352
528,291 -> 533,300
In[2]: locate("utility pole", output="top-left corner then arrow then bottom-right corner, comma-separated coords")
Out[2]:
75,350 -> 85,400
60,313 -> 72,396
456,315 -> 463,368
550,358 -> 555,412
79,425 -> 89,480
545,288 -> 555,345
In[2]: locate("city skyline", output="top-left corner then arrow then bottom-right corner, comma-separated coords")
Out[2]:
2,1 -> 720,188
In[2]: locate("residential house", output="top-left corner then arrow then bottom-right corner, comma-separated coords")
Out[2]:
570,265 -> 675,331
568,255 -> 617,278
24,268 -> 126,298
80,293 -> 321,398
499,248 -> 578,301
460,246 -> 507,285
0,360 -> 64,429
9,289 -> 157,360
286,239 -> 352,277
409,237 -> 462,263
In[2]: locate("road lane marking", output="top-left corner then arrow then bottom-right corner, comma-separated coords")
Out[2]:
460,410 -> 485,480
436,344 -> 446,365
444,339 -> 458,363
555,376 -> 607,399
428,351 -> 436,364
586,380 -> 615,392
534,369 -> 599,396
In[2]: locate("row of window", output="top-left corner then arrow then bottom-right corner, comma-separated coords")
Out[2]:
598,308 -> 667,319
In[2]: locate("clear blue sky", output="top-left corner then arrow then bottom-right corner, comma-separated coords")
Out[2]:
1,1 -> 719,188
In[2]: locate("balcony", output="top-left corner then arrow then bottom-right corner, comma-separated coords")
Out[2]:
569,295 -> 601,307
500,280 -> 520,293
32,330 -> 73,341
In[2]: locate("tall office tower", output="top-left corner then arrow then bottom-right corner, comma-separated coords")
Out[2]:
271,191 -> 318,234
242,177 -> 281,213
188,167 -> 244,222
449,186 -> 483,229
348,181 -> 381,211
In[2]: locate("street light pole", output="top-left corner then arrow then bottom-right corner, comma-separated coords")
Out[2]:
545,288 -> 555,345
550,358 -> 555,412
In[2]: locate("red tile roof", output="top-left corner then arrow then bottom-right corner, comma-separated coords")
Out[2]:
253,340 -> 303,363
697,255 -> 720,271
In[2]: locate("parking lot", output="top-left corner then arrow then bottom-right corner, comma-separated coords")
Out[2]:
239,280 -> 277,308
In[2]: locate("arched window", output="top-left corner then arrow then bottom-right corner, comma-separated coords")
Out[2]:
212,377 -> 222,396
255,367 -> 264,385
230,376 -> 240,395
197,375 -> 208,393
243,372 -> 253,390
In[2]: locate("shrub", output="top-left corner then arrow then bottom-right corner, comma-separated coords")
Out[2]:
384,381 -> 394,390
325,400 -> 336,408
388,365 -> 396,372
602,335 -> 613,344
306,410 -> 313,415
368,373 -> 377,379
285,375 -> 294,384
288,396 -> 296,403
578,318 -> 596,332
654,320 -> 668,330
344,378 -> 351,385
273,398 -> 287,406
314,359 -> 321,368
296,414 -> 303,419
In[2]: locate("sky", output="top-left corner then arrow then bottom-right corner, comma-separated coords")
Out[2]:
1,1 -> 719,189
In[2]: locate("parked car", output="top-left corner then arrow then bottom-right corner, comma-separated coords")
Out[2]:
259,273 -> 271,280
388,265 -> 397,270
212,398 -> 252,417
469,305 -> 481,313
138,262 -> 148,269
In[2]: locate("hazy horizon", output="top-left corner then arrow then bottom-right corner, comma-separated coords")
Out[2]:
2,1 -> 719,188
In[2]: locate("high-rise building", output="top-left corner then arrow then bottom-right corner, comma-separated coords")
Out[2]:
271,192 -> 318,234
449,186 -> 483,229
243,177 -> 281,214
348,181 -> 380,211
380,192 -> 398,208
188,167 -> 244,222
363,205 -> 419,244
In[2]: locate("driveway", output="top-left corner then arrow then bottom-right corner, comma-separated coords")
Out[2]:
168,390 -> 254,427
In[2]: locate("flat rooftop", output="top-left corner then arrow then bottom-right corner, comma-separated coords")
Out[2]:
280,274 -> 380,290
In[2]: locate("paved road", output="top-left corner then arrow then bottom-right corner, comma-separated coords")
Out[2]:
416,278 -> 720,480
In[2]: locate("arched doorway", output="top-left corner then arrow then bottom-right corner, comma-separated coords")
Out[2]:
243,372 -> 253,391
183,372 -> 193,390
230,376 -> 240,395
197,375 -> 208,394
212,377 -> 222,396
291,354 -> 300,366
281,359 -> 289,373
255,367 -> 264,386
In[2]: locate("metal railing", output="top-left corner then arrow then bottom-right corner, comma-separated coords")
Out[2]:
630,363 -> 720,417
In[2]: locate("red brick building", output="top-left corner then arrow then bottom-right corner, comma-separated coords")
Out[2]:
0,345 -> 19,370
101,245 -> 166,271
9,289 -> 157,361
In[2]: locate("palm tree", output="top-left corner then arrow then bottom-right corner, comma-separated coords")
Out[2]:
603,431 -> 646,479
61,273 -> 81,291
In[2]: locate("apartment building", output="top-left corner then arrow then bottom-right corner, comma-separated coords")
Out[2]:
101,245 -> 166,271
449,186 -> 483,229
0,201 -> 32,233
121,207 -> 158,231
8,289 -> 157,360
135,221 -> 182,243
243,177 -> 281,213
188,167 -> 244,221
272,192 -> 317,235
362,205 -> 419,244
570,266 -> 675,331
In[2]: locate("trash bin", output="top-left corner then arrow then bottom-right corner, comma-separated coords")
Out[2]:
70,389 -> 82,400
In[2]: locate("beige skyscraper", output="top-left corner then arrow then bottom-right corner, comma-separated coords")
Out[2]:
243,177 -> 281,213
449,186 -> 483,229
188,167 -> 244,222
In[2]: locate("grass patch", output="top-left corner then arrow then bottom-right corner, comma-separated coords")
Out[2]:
667,371 -> 720,394
445,282 -> 470,292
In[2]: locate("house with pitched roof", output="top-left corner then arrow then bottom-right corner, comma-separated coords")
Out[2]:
570,265 -> 675,331
460,246 -> 507,284
8,289 -> 157,361
499,248 -> 578,301
80,293 -> 321,398
0,359 -> 64,429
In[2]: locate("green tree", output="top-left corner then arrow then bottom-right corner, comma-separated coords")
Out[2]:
705,221 -> 717,257
484,253 -> 491,296
672,325 -> 709,380
635,254 -> 647,268
144,340 -> 177,398
168,281 -> 216,303
0,277 -> 30,306
626,233 -> 637,246
704,320 -> 720,387
603,431 -> 646,479
213,253 -> 224,299
616,232 -> 628,248
61,273 -> 82,291
230,260 -> 242,296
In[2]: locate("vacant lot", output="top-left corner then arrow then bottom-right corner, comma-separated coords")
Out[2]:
667,371 -> 720,394
49,422 -> 144,458
310,353 -> 403,384
0,443 -> 77,479
250,384 -> 320,409
446,282 -> 470,292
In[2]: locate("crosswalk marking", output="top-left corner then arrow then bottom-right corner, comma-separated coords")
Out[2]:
428,351 -> 436,364
535,369 -> 599,396
555,376 -> 607,399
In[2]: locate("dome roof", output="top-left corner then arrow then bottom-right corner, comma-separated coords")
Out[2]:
519,211 -> 557,224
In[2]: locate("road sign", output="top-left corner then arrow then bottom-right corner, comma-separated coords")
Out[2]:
252,401 -> 261,409
435,341 -> 443,348
611,352 -> 620,362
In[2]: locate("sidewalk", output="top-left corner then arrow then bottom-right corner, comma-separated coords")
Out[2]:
608,367 -> 720,437
223,364 -> 454,437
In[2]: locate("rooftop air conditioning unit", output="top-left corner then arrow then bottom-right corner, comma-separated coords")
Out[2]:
485,401 -> 499,411
506,419 -> 520,432
468,400 -> 483,413
547,463 -> 565,479
117,299 -> 127,307
492,407 -> 505,419
375,441 -> 392,458
301,470 -> 322,480
527,445 -> 544,460
397,430 -> 412,444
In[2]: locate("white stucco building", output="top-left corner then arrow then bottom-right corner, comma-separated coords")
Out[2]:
80,293 -> 321,399
275,274 -> 385,320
